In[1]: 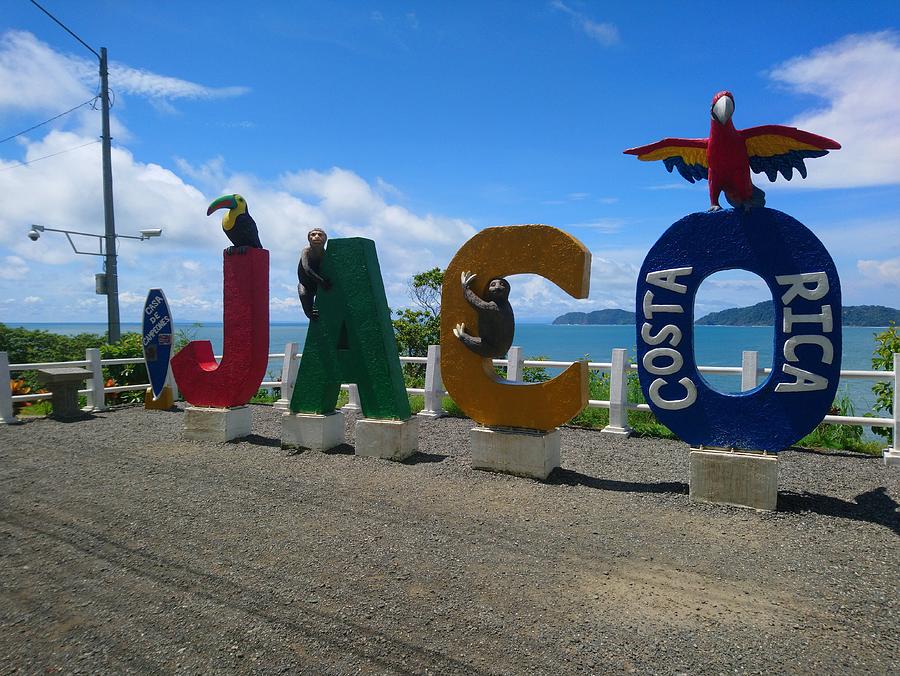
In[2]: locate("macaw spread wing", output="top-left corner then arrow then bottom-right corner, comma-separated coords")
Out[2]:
623,138 -> 708,183
742,125 -> 841,182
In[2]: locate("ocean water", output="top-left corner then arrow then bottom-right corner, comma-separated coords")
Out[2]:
9,321 -> 890,416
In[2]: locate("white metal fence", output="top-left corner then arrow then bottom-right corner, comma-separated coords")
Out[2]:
2,345 -> 897,454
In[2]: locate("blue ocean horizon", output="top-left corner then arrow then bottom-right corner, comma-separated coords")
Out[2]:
9,320 -> 890,417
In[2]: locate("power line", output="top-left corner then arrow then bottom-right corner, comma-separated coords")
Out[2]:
0,139 -> 99,172
29,0 -> 99,59
0,98 -> 98,145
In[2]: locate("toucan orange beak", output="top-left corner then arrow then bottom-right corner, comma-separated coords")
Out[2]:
207,194 -> 237,216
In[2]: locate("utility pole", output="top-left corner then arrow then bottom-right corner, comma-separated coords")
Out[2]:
99,47 -> 120,342
30,1 -> 120,342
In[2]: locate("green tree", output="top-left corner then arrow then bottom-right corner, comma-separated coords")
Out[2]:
872,322 -> 899,443
392,268 -> 444,386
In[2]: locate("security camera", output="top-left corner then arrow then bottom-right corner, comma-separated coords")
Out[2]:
140,228 -> 162,239
27,229 -> 40,241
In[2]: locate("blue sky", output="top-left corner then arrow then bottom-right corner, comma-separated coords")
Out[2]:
1,1 -> 898,324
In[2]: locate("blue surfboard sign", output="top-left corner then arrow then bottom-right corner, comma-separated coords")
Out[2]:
142,288 -> 174,400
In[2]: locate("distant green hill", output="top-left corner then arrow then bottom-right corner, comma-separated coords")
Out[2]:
695,301 -> 775,326
552,303 -> 900,326
695,301 -> 900,326
552,309 -> 635,325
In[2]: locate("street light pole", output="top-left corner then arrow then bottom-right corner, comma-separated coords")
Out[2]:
99,47 -> 119,342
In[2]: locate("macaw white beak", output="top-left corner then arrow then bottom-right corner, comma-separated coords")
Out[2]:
712,95 -> 734,125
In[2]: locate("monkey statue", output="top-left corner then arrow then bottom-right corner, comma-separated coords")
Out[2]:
297,228 -> 331,320
453,270 -> 515,359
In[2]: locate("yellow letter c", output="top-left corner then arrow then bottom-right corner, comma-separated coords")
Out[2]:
440,224 -> 591,431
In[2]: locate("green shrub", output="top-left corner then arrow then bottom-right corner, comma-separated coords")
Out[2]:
797,390 -> 882,455
250,389 -> 279,404
100,333 -> 147,403
871,322 -> 898,443
0,322 -> 104,364
0,323 -> 149,406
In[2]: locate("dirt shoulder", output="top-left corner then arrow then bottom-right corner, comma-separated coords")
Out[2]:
1,404 -> 898,674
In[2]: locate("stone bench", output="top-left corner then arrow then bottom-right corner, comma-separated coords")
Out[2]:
36,367 -> 93,419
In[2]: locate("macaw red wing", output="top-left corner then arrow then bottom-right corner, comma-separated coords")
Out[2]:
742,125 -> 840,182
623,137 -> 709,183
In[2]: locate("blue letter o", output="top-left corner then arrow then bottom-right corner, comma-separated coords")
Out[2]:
635,208 -> 841,452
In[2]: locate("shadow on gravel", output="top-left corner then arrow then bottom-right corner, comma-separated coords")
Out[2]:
232,434 -> 280,448
285,443 -> 356,456
547,468 -> 688,495
46,413 -> 97,424
779,487 -> 899,536
787,446 -> 881,460
401,452 -> 448,465
324,443 -> 356,455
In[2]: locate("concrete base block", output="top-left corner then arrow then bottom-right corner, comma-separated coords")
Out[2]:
470,426 -> 560,480
281,411 -> 345,451
689,448 -> 778,511
884,449 -> 900,467
184,405 -> 251,442
355,417 -> 418,461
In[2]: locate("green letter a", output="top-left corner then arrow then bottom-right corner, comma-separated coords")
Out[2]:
289,238 -> 411,419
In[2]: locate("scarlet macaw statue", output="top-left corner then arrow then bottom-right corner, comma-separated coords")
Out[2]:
624,91 -> 840,211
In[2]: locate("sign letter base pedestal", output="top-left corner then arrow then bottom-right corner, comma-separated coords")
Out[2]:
355,417 -> 418,461
281,411 -> 345,452
144,386 -> 174,410
883,449 -> 900,467
184,405 -> 251,442
470,426 -> 560,480
689,448 -> 777,511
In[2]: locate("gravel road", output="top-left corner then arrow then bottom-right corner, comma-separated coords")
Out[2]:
1,404 -> 898,674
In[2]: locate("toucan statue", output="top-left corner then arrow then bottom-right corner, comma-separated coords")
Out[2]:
207,193 -> 262,254
624,91 -> 840,211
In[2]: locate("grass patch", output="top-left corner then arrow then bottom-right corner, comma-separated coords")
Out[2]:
17,400 -> 52,417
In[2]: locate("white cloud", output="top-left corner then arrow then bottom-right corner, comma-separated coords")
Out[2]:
278,167 -> 475,247
551,1 -> 620,46
857,257 -> 900,287
23,295 -> 42,304
767,31 -> 900,189
826,221 -> 900,259
0,30 -> 248,121
107,64 -> 249,101
118,291 -> 148,305
0,31 -> 92,114
502,252 -> 639,320
1,125 -> 477,321
565,218 -> 626,233
0,255 -> 28,280
645,183 -> 689,191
